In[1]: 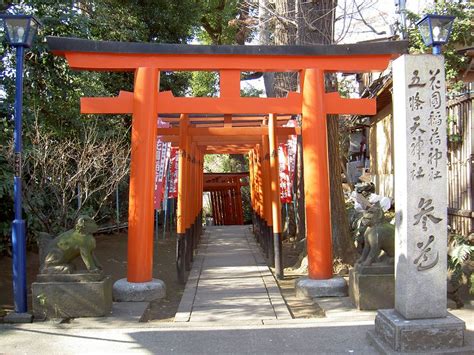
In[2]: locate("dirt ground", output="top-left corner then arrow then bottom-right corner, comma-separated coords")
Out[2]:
0,231 -> 185,322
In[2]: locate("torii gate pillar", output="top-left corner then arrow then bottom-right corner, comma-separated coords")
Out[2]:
296,68 -> 347,297
113,67 -> 166,301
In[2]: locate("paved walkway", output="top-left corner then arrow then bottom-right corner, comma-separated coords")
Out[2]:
175,225 -> 292,322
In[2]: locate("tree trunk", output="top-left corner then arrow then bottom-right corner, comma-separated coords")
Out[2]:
327,114 -> 357,264
261,0 -> 356,265
297,0 -> 356,264
259,0 -> 275,97
274,0 -> 297,97
296,0 -> 335,45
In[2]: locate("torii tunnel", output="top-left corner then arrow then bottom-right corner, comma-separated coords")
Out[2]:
47,37 -> 407,283
203,172 -> 248,226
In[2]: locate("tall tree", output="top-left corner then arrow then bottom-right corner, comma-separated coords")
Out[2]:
268,0 -> 357,264
298,0 -> 356,264
273,0 -> 297,97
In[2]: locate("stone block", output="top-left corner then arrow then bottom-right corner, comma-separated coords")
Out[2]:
369,309 -> 467,353
354,263 -> 394,275
32,276 -> 112,319
296,276 -> 347,298
113,278 -> 166,302
36,272 -> 104,283
349,267 -> 394,310
3,312 -> 33,323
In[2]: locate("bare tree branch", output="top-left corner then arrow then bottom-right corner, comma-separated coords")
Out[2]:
355,1 -> 386,36
11,111 -> 130,234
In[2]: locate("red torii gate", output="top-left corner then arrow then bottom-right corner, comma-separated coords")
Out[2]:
203,173 -> 248,226
47,37 -> 406,292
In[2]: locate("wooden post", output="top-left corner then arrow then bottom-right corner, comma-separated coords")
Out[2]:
128,67 -> 159,282
221,190 -> 227,225
235,177 -> 244,224
249,151 -> 255,210
212,190 -> 218,225
184,136 -> 192,270
226,189 -> 232,225
227,189 -> 232,225
176,114 -> 189,283
249,150 -> 256,231
199,149 -> 204,236
231,187 -> 238,224
217,190 -> 222,225
261,131 -> 273,261
268,113 -> 283,278
255,146 -> 263,243
197,149 -> 202,238
301,68 -> 333,279
177,115 -> 189,235
217,190 -> 222,226
210,191 -> 217,224
231,185 -> 236,225
190,143 -> 197,257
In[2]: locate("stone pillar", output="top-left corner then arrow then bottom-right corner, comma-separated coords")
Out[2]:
394,55 -> 448,319
369,55 -> 467,353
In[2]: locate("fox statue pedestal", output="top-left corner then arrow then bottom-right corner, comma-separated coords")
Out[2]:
32,273 -> 112,319
350,202 -> 395,311
349,264 -> 394,310
32,216 -> 112,319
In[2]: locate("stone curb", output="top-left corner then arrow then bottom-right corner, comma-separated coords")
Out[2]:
246,232 -> 293,321
174,239 -> 206,322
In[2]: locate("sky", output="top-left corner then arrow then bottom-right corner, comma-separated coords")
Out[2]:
336,0 -> 434,44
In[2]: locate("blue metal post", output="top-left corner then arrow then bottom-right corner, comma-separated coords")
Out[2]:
433,45 -> 441,55
12,45 -> 27,313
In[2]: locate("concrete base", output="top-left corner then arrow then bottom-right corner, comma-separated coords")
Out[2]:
113,278 -> 166,302
349,267 -> 394,310
3,312 -> 33,323
296,276 -> 347,298
368,309 -> 469,354
32,276 -> 112,319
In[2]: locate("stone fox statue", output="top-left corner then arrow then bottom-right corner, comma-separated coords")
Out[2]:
357,203 -> 395,266
38,216 -> 102,274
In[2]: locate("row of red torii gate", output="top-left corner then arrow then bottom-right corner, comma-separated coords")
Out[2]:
204,173 -> 247,226
47,36 -> 407,282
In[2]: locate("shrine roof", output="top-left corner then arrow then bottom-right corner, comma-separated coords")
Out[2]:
47,36 -> 409,57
